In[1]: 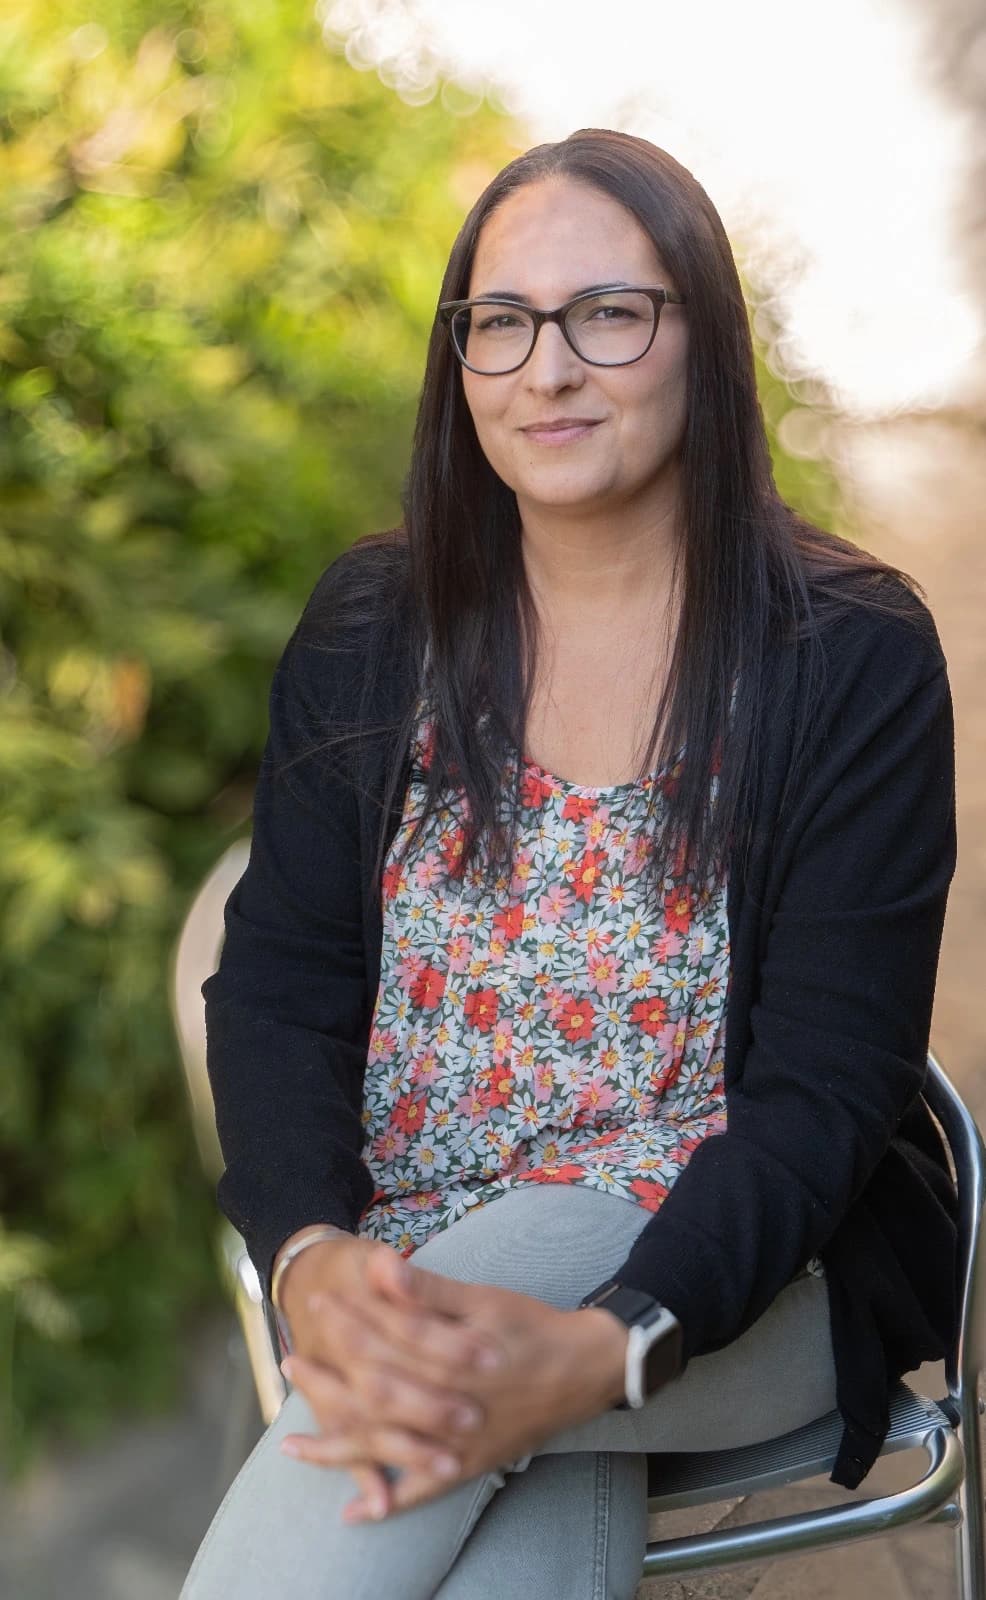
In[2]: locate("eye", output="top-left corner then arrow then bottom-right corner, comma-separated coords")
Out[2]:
475,311 -> 525,331
589,303 -> 638,321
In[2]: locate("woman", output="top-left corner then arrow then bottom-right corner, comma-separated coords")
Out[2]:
181,129 -> 959,1599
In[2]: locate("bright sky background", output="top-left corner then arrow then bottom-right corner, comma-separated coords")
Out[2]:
318,0 -> 982,421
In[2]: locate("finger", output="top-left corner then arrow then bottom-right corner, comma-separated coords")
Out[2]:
310,1283 -> 503,1380
346,1463 -> 392,1524
284,1348 -> 484,1452
281,1422 -> 462,1480
367,1458 -> 468,1519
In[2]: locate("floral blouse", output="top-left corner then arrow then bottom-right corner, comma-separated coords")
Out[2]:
355,703 -> 731,1258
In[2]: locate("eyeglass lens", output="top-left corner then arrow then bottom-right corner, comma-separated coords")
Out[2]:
451,291 -> 658,373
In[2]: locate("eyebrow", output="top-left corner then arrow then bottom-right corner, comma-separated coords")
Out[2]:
470,280 -> 635,303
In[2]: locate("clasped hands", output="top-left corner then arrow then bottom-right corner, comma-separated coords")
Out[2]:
277,1237 -> 628,1524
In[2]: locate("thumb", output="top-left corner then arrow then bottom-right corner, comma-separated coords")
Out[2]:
368,1248 -> 480,1319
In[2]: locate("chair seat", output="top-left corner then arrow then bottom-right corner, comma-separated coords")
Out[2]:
645,1382 -> 950,1508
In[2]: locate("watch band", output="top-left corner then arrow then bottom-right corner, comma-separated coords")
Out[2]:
579,1277 -> 682,1408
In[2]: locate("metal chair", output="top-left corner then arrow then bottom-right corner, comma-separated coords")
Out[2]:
172,838 -> 986,1596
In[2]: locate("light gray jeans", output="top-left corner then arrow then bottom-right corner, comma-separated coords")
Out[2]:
180,1183 -> 837,1600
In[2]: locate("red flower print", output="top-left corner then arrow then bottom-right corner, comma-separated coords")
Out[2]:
439,827 -> 466,877
493,904 -> 525,943
630,995 -> 669,1036
381,859 -> 405,900
409,965 -> 446,1010
392,1092 -> 428,1135
556,995 -> 596,1042
564,849 -> 606,903
665,884 -> 694,934
520,769 -> 556,809
517,1161 -> 586,1184
465,987 -> 499,1032
561,793 -> 596,822
478,1068 -> 515,1108
630,1176 -> 669,1212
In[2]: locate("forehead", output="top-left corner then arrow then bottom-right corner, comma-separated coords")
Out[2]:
468,176 -> 669,300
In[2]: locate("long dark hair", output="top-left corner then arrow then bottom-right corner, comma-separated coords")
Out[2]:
325,129 -> 924,902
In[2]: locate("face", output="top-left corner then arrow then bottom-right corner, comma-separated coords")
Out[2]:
460,176 -> 689,529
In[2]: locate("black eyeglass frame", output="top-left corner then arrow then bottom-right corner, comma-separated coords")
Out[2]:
437,285 -> 688,375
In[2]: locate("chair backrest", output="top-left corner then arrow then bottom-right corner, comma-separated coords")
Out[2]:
170,837 -> 251,1182
922,1053 -> 986,1403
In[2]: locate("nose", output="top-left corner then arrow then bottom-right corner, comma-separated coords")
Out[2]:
523,318 -> 585,392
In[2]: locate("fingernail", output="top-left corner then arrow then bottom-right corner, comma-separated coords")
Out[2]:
475,1346 -> 502,1371
434,1453 -> 459,1478
454,1405 -> 482,1429
280,1358 -> 294,1379
307,1292 -> 328,1312
280,1439 -> 301,1457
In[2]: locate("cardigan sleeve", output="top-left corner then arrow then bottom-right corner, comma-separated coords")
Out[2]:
610,615 -> 957,1365
202,557 -> 377,1302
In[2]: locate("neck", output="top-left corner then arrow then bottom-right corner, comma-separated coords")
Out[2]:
519,500 -> 681,624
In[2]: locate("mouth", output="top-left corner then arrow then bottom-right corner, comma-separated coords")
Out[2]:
520,419 -> 603,445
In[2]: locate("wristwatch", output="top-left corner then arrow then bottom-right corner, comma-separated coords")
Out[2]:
578,1278 -> 683,1409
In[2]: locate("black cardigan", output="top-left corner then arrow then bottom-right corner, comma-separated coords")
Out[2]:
203,538 -> 959,1490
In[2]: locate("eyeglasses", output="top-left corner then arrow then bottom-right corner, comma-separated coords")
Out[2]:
437,286 -> 687,375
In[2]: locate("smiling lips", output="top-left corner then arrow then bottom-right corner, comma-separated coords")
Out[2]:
520,418 -> 602,443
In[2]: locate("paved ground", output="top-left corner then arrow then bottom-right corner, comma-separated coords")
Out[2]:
1,419 -> 983,1600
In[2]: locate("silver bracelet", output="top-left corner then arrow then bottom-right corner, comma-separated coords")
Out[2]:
270,1226 -> 353,1356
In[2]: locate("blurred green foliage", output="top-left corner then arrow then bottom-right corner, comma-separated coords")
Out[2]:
0,0 -> 840,1481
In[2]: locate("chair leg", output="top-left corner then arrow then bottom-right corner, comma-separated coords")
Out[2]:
954,1399 -> 986,1600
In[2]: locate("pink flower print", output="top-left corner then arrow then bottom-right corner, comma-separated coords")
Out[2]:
584,809 -> 612,847
597,1045 -> 620,1074
509,847 -> 535,897
409,1189 -> 443,1211
492,1019 -> 513,1064
414,850 -> 444,890
395,950 -> 427,989
370,1126 -> 409,1162
575,1074 -> 619,1117
542,984 -> 570,1023
538,884 -> 575,925
444,934 -> 473,973
586,952 -> 621,996
367,1026 -> 397,1065
453,1086 -> 487,1123
533,1061 -> 556,1102
410,1051 -> 440,1086
650,929 -> 683,963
